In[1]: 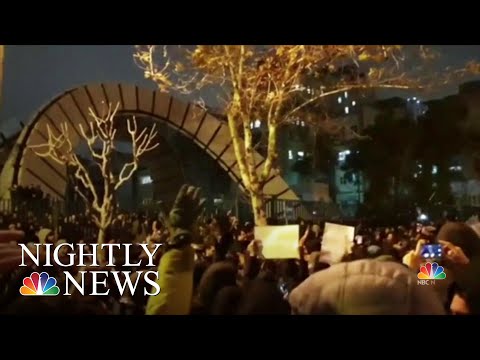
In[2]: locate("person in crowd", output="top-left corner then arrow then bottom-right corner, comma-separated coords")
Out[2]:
191,261 -> 238,314
146,185 -> 205,315
1,183 -> 480,316
289,259 -> 446,315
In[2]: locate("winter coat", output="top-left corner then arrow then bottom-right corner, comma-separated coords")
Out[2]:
289,259 -> 446,315
145,245 -> 195,315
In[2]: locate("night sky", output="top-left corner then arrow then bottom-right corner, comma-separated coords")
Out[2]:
1,45 -> 480,137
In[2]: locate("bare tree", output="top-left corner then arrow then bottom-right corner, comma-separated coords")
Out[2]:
30,103 -> 159,259
134,45 -> 479,225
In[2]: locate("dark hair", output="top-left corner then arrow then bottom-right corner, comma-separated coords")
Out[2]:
211,286 -> 243,315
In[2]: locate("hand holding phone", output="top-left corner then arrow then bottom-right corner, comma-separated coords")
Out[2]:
438,240 -> 470,265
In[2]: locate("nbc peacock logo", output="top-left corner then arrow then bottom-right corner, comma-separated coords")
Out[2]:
20,272 -> 60,296
417,262 -> 446,285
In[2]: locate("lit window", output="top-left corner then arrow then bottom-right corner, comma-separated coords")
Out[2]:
338,96 -> 342,104
297,151 -> 305,158
352,101 -> 356,106
338,150 -> 349,162
345,106 -> 349,114
254,120 -> 261,128
344,91 -> 348,98
432,165 -> 438,174
288,150 -> 293,160
449,166 -> 463,172
140,176 -> 153,185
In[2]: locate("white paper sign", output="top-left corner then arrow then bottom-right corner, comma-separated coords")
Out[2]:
321,222 -> 355,264
254,225 -> 300,259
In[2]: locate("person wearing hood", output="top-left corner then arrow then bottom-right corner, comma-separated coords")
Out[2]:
146,185 -> 206,315
289,259 -> 446,315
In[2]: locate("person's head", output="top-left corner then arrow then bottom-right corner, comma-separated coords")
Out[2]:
437,222 -> 480,259
278,259 -> 299,279
259,260 -> 277,282
8,223 -> 16,231
236,279 -> 290,315
386,232 -> 395,242
197,261 -> 238,313
46,232 -> 55,244
211,215 -> 230,238
55,240 -> 70,257
450,259 -> 480,315
231,216 -> 240,229
211,286 -> 243,315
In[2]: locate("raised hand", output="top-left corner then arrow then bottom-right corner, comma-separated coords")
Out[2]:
167,185 -> 206,245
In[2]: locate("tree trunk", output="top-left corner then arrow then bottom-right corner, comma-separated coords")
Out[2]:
97,227 -> 106,263
251,190 -> 267,226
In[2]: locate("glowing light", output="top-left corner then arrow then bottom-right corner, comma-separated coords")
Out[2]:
338,96 -> 342,104
141,176 -> 153,185
345,106 -> 349,114
419,214 -> 428,221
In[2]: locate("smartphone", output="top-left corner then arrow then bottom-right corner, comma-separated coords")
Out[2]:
421,244 -> 443,261
278,282 -> 289,297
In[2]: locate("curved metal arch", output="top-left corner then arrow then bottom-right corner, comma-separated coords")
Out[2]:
0,83 -> 299,202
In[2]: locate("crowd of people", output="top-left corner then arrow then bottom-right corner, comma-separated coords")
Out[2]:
0,184 -> 479,315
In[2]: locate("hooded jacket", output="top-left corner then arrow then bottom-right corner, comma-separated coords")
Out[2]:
289,259 -> 445,315
145,243 -> 195,315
